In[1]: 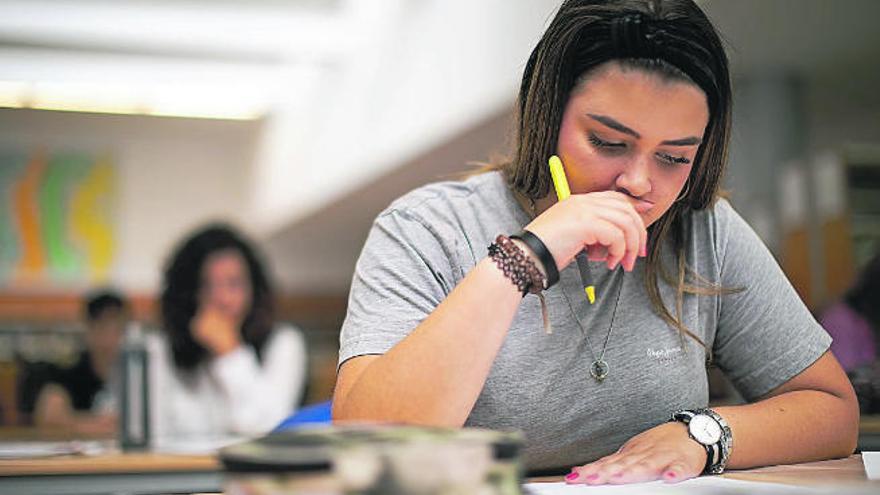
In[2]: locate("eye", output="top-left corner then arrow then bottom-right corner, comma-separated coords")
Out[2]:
588,133 -> 626,154
656,152 -> 691,165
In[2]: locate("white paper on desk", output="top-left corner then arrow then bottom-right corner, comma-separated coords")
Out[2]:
151,434 -> 244,454
0,441 -> 107,459
524,477 -> 824,494
863,451 -> 880,480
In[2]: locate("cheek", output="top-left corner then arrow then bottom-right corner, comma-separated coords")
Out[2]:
644,167 -> 692,225
557,131 -> 618,191
234,286 -> 252,313
557,119 -> 590,164
658,167 -> 692,200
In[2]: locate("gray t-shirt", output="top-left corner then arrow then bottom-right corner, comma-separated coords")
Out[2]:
339,171 -> 831,471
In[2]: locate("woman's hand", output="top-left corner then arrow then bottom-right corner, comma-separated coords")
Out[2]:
525,191 -> 648,273
565,422 -> 707,485
191,306 -> 242,356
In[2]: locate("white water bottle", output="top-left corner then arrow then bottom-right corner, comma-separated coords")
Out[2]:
119,322 -> 150,450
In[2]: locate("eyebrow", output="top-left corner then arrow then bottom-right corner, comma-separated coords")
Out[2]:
587,113 -> 702,146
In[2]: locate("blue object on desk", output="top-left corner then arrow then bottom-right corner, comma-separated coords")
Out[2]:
273,400 -> 333,431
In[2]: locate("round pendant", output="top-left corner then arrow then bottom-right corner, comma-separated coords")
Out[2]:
590,360 -> 609,381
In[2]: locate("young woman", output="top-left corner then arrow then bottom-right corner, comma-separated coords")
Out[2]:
333,0 -> 858,484
151,224 -> 306,440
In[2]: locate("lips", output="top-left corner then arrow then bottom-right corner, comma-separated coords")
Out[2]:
629,198 -> 654,213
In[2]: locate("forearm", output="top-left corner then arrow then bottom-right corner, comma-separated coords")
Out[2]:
716,388 -> 858,469
335,257 -> 522,426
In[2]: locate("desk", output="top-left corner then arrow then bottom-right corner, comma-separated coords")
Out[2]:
0,453 -> 874,495
526,455 -> 874,492
723,455 -> 870,486
0,452 -> 221,495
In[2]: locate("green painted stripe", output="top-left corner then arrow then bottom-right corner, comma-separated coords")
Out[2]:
39,152 -> 90,281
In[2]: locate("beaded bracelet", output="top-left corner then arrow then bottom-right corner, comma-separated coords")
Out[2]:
488,234 -> 546,296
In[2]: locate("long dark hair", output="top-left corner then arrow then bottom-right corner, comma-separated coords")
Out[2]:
497,0 -> 735,349
160,224 -> 275,371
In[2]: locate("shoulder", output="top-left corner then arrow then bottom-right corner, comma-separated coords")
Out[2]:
687,197 -> 741,234
66,351 -> 92,374
687,198 -> 754,253
380,171 -> 508,225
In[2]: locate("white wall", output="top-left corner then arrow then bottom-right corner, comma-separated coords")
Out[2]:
0,108 -> 260,292
251,0 -> 562,234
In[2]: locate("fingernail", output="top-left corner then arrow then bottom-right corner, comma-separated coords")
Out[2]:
586,474 -> 599,482
664,471 -> 677,480
612,472 -> 624,478
565,472 -> 579,481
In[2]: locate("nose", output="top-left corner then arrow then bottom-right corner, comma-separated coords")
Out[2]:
203,284 -> 232,310
615,154 -> 652,198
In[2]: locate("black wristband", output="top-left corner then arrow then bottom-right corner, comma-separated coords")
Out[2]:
510,230 -> 559,289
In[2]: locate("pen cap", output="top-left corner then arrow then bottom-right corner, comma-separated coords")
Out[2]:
548,155 -> 571,201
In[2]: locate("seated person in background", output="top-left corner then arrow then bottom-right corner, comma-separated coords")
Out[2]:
821,250 -> 879,372
150,223 -> 307,440
33,290 -> 129,435
821,250 -> 880,412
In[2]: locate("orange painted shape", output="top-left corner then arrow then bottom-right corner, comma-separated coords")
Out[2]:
12,151 -> 48,282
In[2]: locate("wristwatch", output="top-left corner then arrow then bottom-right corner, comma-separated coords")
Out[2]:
670,408 -> 733,474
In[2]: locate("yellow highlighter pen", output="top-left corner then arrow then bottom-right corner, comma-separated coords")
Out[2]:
548,155 -> 596,304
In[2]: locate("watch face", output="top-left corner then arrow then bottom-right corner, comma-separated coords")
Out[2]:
689,414 -> 722,445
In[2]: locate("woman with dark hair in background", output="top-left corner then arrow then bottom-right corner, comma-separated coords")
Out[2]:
151,224 -> 306,439
333,0 -> 857,484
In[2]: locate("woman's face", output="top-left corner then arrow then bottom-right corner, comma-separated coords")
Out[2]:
556,61 -> 709,227
199,249 -> 252,323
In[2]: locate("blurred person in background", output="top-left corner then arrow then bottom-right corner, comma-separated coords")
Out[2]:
821,250 -> 879,373
821,249 -> 880,413
31,290 -> 129,435
150,223 -> 306,440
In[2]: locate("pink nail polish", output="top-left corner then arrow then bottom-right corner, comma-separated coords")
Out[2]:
664,471 -> 677,480
565,472 -> 579,481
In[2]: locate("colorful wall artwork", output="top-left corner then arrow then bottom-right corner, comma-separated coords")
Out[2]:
0,149 -> 117,288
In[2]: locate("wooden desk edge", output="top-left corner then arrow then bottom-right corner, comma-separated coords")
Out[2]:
0,453 -> 220,476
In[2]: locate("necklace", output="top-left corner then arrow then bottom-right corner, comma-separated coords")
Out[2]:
516,190 -> 625,381
562,268 -> 626,382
